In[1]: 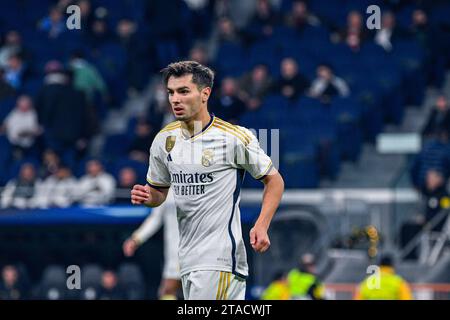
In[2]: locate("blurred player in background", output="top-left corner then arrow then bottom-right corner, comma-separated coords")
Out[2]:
123,188 -> 180,299
131,61 -> 284,300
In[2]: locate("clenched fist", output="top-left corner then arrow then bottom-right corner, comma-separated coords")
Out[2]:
131,184 -> 152,205
123,238 -> 139,257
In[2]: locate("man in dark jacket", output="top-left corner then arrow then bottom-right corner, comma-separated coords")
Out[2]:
34,61 -> 91,163
422,95 -> 450,140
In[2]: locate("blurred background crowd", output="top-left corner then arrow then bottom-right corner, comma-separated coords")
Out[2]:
1,0 -> 450,299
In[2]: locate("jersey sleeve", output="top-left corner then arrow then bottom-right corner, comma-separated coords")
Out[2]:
235,127 -> 274,180
146,135 -> 171,189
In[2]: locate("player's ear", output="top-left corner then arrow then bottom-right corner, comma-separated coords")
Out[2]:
201,87 -> 211,103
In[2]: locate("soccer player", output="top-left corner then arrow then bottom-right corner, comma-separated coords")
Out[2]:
131,61 -> 284,300
123,188 -> 180,299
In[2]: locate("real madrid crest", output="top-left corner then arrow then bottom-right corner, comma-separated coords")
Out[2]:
165,136 -> 176,152
201,149 -> 215,167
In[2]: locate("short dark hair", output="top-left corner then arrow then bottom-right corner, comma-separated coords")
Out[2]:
379,254 -> 394,267
161,61 -> 214,90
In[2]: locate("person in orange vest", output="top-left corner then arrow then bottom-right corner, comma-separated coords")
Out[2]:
354,254 -> 413,300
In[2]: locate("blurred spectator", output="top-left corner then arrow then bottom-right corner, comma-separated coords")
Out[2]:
345,33 -> 362,53
144,0 -> 190,68
183,0 -> 214,40
75,159 -> 116,206
354,254 -> 413,300
77,0 -> 94,31
0,265 -> 28,300
239,64 -> 273,110
261,271 -> 291,300
116,18 -> 150,94
409,9 -> 445,88
4,52 -> 28,90
244,0 -> 279,42
422,95 -> 450,140
332,10 -> 368,44
217,16 -> 241,44
1,163 -> 41,209
97,270 -> 125,300
147,83 -> 174,129
114,167 -> 137,205
38,6 -> 66,39
309,64 -> 350,103
374,11 -> 404,52
69,51 -> 108,104
410,131 -> 450,190
0,30 -> 28,69
188,43 -> 211,68
2,95 -> 41,159
38,149 -> 61,179
35,61 -> 91,163
188,43 -> 216,82
129,119 -> 156,163
88,17 -> 114,49
287,253 -> 325,300
35,165 -> 77,208
272,57 -> 310,100
285,0 -> 321,31
211,77 -> 246,122
409,9 -> 431,48
422,169 -> 449,231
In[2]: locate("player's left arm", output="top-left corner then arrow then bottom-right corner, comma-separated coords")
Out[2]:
234,125 -> 284,253
250,168 -> 284,253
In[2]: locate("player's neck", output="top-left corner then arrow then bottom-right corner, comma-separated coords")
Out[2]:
181,110 -> 212,138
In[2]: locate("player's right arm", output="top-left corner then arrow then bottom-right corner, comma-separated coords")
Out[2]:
134,130 -> 172,207
131,184 -> 168,207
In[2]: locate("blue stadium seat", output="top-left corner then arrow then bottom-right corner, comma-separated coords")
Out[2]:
0,96 -> 17,123
21,77 -> 42,97
36,265 -> 67,300
112,157 -> 147,184
0,136 -> 12,185
330,97 -> 362,161
391,40 -> 426,106
280,128 -> 320,188
247,39 -> 280,75
102,134 -> 131,160
117,262 -> 146,300
215,41 -> 247,77
80,264 -> 103,300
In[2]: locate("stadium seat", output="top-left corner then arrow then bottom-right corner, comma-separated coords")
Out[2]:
102,134 -> 132,160
80,264 -> 103,300
117,263 -> 146,300
215,41 -> 247,77
0,96 -> 17,123
36,265 -> 67,300
280,127 -> 320,188
330,97 -> 362,161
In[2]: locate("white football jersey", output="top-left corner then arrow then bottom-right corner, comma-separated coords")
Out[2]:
146,115 -> 273,278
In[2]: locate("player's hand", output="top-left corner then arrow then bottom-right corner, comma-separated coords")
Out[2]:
250,225 -> 270,253
131,184 -> 151,205
123,238 -> 139,257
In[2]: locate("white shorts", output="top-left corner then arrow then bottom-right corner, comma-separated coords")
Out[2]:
181,270 -> 246,300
